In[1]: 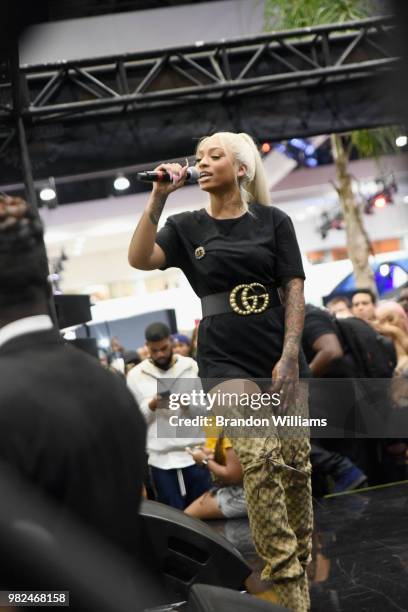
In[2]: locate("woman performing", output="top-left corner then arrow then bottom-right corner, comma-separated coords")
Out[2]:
128,132 -> 313,612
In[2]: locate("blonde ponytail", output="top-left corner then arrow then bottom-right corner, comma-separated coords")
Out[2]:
238,133 -> 270,207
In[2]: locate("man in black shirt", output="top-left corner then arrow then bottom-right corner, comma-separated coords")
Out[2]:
302,305 -> 367,493
303,304 -> 359,378
0,196 -> 146,557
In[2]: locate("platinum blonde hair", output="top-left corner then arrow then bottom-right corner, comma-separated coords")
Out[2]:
197,131 -> 270,208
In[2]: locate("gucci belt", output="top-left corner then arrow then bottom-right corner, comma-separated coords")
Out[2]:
201,283 -> 281,318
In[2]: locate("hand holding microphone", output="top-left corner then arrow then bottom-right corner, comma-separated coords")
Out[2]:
144,159 -> 197,197
143,159 -> 197,228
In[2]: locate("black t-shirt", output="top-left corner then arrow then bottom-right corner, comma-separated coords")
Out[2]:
302,305 -> 355,377
155,203 -> 306,379
155,203 -> 305,296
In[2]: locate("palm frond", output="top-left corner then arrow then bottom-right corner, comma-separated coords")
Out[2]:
265,0 -> 373,31
264,1 -> 399,159
350,126 -> 400,159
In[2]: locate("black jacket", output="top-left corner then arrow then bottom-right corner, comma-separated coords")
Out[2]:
0,328 -> 146,556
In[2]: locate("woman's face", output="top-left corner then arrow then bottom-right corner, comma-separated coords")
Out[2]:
195,136 -> 244,193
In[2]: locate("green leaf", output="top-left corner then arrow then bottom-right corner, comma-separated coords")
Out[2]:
264,0 -> 372,31
350,126 -> 400,159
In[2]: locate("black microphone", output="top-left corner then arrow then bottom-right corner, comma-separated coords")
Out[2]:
136,167 -> 199,184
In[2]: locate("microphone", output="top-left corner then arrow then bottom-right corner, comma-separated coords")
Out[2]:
136,167 -> 199,184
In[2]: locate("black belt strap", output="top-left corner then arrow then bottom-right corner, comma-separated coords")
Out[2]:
201,285 -> 281,318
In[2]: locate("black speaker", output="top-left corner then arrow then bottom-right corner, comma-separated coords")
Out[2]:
54,294 -> 92,329
139,500 -> 251,600
187,584 -> 289,612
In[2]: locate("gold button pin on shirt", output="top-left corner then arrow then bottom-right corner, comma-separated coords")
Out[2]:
194,246 -> 206,259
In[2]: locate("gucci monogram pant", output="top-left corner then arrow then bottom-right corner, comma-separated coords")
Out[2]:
230,435 -> 313,612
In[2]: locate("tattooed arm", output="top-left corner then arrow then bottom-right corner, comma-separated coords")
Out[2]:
280,277 -> 305,360
128,191 -> 167,270
272,278 -> 305,400
128,161 -> 188,270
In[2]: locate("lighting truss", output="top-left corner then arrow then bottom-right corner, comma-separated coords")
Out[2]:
0,15 -> 398,124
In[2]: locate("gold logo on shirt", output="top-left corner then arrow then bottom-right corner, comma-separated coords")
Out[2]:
229,283 -> 270,315
194,246 -> 206,259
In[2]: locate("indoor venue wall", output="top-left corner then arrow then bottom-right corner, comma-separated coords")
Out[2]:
75,309 -> 177,349
20,0 -> 266,64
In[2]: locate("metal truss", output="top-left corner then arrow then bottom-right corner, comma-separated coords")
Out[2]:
0,59 -> 15,152
0,15 -> 398,124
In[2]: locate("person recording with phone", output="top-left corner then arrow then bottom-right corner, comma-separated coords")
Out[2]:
127,322 -> 211,510
128,132 -> 312,612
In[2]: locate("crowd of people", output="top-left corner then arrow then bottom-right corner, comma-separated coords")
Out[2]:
102,284 -> 407,511
327,288 -> 408,375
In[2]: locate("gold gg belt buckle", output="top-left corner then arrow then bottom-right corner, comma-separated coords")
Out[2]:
229,283 -> 270,315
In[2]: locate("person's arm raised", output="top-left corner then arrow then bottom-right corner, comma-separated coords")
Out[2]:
128,162 -> 188,270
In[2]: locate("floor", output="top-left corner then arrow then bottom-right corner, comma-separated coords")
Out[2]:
208,481 -> 408,611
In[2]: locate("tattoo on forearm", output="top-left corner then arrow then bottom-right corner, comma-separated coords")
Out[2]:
281,278 -> 305,358
148,194 -> 167,226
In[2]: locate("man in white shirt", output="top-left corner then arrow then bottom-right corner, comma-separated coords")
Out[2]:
127,322 -> 211,509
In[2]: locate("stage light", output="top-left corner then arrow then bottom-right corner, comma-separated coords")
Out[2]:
114,175 -> 130,191
396,135 -> 407,147
305,158 -> 318,167
404,195 -> 408,204
40,187 -> 56,201
261,142 -> 271,154
289,138 -> 307,150
379,263 -> 390,277
374,195 -> 387,208
63,330 -> 76,340
98,337 -> 110,349
306,205 -> 317,215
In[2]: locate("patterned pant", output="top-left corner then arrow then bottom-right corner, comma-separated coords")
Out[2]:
231,435 -> 313,612
210,379 -> 313,612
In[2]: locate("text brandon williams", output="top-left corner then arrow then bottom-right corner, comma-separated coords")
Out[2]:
168,415 -> 328,427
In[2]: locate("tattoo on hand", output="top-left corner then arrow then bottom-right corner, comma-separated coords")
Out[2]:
148,195 -> 167,225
